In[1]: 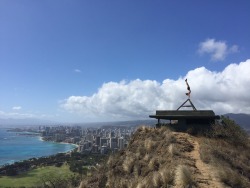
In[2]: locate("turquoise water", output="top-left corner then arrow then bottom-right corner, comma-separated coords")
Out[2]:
0,128 -> 77,166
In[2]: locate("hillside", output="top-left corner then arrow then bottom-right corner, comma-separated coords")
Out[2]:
80,119 -> 250,188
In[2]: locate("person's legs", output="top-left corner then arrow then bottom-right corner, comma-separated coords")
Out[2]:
185,79 -> 191,97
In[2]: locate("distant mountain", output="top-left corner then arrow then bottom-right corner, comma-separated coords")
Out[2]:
223,113 -> 250,130
70,119 -> 156,128
0,118 -> 156,128
0,118 -> 56,128
99,119 -> 156,128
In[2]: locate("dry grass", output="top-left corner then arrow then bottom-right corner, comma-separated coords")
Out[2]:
136,146 -> 145,159
200,138 -> 250,187
217,166 -> 249,188
107,155 -> 114,167
174,165 -> 193,187
148,157 -> 159,171
168,143 -> 179,157
152,171 -> 162,187
143,153 -> 151,162
79,181 -> 88,188
159,167 -> 174,186
79,119 -> 250,188
133,163 -> 140,178
136,177 -> 149,188
137,125 -> 151,134
199,118 -> 250,188
144,139 -> 155,152
122,155 -> 135,173
78,126 -> 198,187
164,130 -> 175,142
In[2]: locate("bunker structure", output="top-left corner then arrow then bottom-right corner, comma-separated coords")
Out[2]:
149,98 -> 220,132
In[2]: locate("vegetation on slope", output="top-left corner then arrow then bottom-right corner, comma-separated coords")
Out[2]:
0,164 -> 76,188
80,126 -> 197,188
0,152 -> 106,188
199,117 -> 250,187
80,117 -> 250,188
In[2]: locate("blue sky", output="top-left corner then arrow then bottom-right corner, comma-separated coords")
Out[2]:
1,0 -> 250,122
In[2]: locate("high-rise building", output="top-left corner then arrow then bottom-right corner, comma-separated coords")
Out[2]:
55,134 -> 65,142
100,138 -> 108,147
110,137 -> 118,150
86,134 -> 93,142
101,145 -> 108,155
118,137 -> 124,150
110,131 -> 115,138
117,128 -> 122,137
92,144 -> 99,153
95,136 -> 101,146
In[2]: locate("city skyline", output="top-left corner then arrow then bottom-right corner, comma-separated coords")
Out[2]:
1,1 -> 250,123
38,124 -> 136,154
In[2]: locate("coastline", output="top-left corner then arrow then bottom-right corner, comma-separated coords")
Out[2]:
0,142 -> 77,168
38,136 -> 78,153
0,129 -> 78,167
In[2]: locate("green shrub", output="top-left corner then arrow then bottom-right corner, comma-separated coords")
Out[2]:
6,168 -> 17,176
209,116 -> 248,146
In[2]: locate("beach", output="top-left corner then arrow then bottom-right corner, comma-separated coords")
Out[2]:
0,128 -> 77,166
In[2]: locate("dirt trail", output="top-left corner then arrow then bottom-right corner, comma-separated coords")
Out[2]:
173,132 -> 224,188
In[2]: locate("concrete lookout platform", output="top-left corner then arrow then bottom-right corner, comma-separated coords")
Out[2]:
149,110 -> 220,132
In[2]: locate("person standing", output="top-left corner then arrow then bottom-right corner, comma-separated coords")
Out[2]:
185,79 -> 191,98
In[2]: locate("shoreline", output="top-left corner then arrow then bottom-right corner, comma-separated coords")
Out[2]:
39,136 -> 79,148
38,136 -> 78,155
0,131 -> 78,167
0,143 -> 77,168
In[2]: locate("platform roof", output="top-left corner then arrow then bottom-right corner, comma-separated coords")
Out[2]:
149,110 -> 220,120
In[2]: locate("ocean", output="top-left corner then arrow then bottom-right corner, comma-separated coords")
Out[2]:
0,128 -> 77,166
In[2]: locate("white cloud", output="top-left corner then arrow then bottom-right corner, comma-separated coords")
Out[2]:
74,69 -> 82,73
62,59 -> 250,121
12,106 -> 22,110
198,38 -> 238,61
229,45 -> 239,53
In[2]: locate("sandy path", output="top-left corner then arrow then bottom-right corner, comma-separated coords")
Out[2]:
173,132 -> 224,188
